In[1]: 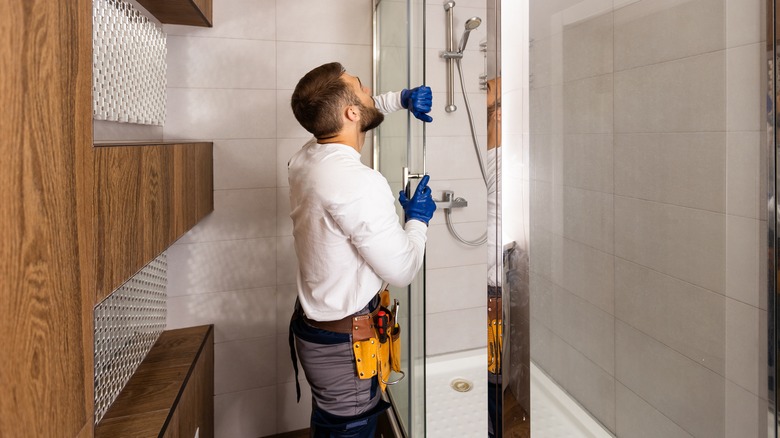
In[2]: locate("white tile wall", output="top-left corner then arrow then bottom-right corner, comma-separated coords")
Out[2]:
213,139 -> 277,190
164,0 -> 373,435
613,0 -> 725,71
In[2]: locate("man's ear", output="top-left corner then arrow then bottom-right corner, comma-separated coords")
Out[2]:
345,105 -> 360,123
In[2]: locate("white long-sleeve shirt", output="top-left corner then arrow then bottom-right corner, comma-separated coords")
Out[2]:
288,91 -> 426,321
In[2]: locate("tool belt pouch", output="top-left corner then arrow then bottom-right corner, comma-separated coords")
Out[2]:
379,289 -> 401,372
352,290 -> 403,392
353,336 -> 380,380
488,296 -> 503,374
389,325 -> 401,373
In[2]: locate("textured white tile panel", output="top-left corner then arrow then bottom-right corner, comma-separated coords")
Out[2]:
93,0 -> 167,125
94,252 -> 167,424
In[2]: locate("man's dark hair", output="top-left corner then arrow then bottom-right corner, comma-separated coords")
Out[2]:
291,62 -> 360,138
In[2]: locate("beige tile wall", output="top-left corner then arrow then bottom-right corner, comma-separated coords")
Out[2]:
527,0 -> 768,435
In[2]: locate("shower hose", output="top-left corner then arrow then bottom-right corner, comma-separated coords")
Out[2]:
447,57 -> 488,247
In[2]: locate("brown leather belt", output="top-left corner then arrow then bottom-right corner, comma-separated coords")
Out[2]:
301,297 -> 381,340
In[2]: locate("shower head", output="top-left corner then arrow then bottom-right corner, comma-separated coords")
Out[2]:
464,16 -> 482,30
457,17 -> 482,53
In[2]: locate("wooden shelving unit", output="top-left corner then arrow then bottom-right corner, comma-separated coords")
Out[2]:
135,0 -> 213,27
95,325 -> 215,438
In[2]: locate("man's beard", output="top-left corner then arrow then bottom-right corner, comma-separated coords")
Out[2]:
358,102 -> 385,132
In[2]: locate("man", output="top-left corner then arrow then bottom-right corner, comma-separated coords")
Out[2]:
287,61 -> 435,437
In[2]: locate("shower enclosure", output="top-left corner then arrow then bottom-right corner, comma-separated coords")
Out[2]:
378,0 -> 774,437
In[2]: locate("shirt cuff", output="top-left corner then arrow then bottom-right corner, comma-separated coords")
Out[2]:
405,219 -> 429,230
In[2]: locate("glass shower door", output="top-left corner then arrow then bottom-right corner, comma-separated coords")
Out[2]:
522,1 -> 770,436
373,0 -> 427,436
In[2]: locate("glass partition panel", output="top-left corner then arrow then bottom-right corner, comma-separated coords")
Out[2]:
519,1 -> 770,436
374,0 -> 427,436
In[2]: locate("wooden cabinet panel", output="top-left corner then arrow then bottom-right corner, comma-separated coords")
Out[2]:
171,337 -> 215,438
0,0 -> 94,436
93,143 -> 213,302
135,0 -> 213,27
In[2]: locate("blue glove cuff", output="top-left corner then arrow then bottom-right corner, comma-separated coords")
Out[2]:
400,89 -> 411,109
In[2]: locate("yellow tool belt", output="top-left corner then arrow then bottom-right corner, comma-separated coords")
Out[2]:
352,290 -> 403,392
488,296 -> 503,374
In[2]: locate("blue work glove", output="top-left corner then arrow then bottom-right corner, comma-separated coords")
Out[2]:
400,86 -> 433,123
398,175 -> 437,225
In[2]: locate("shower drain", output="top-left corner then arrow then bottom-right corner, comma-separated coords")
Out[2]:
450,378 -> 473,392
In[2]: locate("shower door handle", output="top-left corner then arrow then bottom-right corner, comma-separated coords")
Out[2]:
402,167 -> 425,194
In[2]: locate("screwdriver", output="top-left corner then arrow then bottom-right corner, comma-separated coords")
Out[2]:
391,300 -> 400,335
376,310 -> 389,343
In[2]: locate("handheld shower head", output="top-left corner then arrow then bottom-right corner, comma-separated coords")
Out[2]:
457,17 -> 482,53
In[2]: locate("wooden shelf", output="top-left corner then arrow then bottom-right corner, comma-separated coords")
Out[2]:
96,325 -> 215,438
136,0 -> 213,27
91,142 -> 213,302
